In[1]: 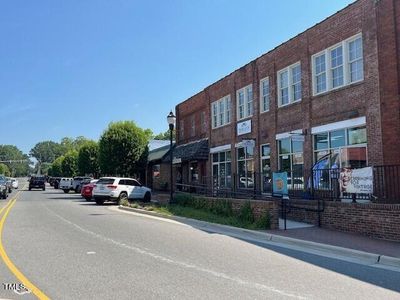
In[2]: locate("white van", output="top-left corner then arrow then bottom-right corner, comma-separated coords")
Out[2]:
59,178 -> 73,193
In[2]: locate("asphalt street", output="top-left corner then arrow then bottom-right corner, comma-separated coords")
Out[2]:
0,183 -> 399,299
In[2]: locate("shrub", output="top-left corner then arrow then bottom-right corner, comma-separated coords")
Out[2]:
120,198 -> 129,207
237,201 -> 254,224
254,212 -> 271,229
211,199 -> 233,217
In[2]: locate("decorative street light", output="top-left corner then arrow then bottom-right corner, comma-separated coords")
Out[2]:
167,111 -> 176,204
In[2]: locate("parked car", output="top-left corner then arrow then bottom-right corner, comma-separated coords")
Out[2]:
0,176 -> 8,199
11,178 -> 18,189
81,179 -> 98,201
72,176 -> 93,193
92,177 -> 152,205
5,177 -> 12,193
59,178 -> 73,193
29,176 -> 46,191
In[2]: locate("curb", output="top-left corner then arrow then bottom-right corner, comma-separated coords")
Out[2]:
118,205 -> 400,270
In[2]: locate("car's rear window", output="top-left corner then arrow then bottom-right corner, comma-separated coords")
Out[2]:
96,178 -> 115,185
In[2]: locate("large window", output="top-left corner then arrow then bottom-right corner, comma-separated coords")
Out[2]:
313,126 -> 367,169
190,115 -> 195,137
212,95 -> 231,129
179,120 -> 184,140
312,34 -> 363,95
237,145 -> 254,188
260,77 -> 270,113
277,62 -> 302,106
212,150 -> 232,188
260,144 -> 271,193
278,137 -> 304,188
236,84 -> 253,120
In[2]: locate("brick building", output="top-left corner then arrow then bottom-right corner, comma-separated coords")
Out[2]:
173,0 -> 400,195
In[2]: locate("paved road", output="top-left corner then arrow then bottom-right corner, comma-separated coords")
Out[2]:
0,184 -> 399,299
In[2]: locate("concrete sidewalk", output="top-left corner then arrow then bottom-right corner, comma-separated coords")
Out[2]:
117,205 -> 400,270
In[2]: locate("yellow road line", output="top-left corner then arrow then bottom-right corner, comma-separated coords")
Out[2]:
0,193 -> 50,300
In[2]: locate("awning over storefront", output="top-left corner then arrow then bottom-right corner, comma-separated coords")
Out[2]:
164,139 -> 209,163
148,143 -> 174,163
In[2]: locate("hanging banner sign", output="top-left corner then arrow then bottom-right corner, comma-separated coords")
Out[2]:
339,167 -> 373,194
272,172 -> 288,196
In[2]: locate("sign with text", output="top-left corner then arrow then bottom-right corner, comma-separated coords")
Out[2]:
272,172 -> 288,196
237,120 -> 251,136
339,167 -> 373,194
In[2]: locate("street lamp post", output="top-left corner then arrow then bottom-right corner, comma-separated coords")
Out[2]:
167,111 -> 176,204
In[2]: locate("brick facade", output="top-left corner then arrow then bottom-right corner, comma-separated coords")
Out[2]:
285,199 -> 400,241
175,0 -> 400,184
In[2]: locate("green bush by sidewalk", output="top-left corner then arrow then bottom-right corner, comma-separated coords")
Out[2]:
123,193 -> 271,230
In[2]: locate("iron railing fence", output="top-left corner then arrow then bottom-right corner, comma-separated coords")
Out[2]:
173,165 -> 400,204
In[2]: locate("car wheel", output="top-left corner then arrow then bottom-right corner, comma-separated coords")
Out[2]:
118,192 -> 128,205
143,192 -> 151,202
63,189 -> 69,193
85,197 -> 92,202
29,187 -> 31,191
75,186 -> 80,193
95,198 -> 104,205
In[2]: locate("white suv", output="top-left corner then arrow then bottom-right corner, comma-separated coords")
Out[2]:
92,177 -> 152,205
59,178 -> 73,193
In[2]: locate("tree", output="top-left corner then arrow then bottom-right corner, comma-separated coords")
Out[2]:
153,129 -> 175,141
0,163 -> 10,176
0,145 -> 30,176
29,141 -> 63,164
48,156 -> 64,177
99,121 -> 151,177
61,151 -> 78,177
78,141 -> 99,177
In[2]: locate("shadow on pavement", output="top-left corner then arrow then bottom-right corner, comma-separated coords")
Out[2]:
158,216 -> 400,293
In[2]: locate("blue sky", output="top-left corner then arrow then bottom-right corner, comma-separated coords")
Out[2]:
0,0 -> 354,154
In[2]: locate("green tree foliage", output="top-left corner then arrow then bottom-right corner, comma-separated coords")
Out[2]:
78,141 -> 99,177
29,141 -> 63,164
153,129 -> 175,141
0,163 -> 11,176
99,121 -> 151,177
48,156 -> 64,177
61,151 -> 78,177
0,145 -> 30,176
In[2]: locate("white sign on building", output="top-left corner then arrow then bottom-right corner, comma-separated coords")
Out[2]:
237,120 -> 251,136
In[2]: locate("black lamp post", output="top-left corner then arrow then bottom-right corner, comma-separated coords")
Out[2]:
167,111 -> 176,204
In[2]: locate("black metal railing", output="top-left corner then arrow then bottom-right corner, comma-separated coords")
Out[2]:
173,165 -> 400,204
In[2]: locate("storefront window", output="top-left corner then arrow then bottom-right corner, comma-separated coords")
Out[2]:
152,164 -> 160,179
261,144 -> 271,193
212,150 -> 232,188
190,162 -> 199,183
237,145 -> 254,188
278,137 -> 304,189
348,127 -> 367,145
313,126 -> 367,168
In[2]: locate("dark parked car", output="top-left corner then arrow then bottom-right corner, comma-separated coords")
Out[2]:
5,177 -> 12,193
0,176 -> 7,199
29,176 -> 46,191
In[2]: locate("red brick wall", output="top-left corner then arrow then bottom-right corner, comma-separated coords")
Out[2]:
175,0 -> 400,175
285,199 -> 400,241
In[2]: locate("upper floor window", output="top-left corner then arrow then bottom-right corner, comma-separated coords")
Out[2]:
277,62 -> 302,107
211,95 -> 231,129
179,120 -> 184,140
200,111 -> 207,133
312,33 -> 364,96
190,115 -> 195,137
260,77 -> 270,113
237,84 -> 253,120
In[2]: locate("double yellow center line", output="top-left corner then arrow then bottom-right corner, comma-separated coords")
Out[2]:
0,190 -> 50,300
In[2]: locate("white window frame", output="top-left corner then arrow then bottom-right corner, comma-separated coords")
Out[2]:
211,95 -> 231,129
312,33 -> 364,96
260,77 -> 270,113
236,84 -> 253,120
277,62 -> 302,107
